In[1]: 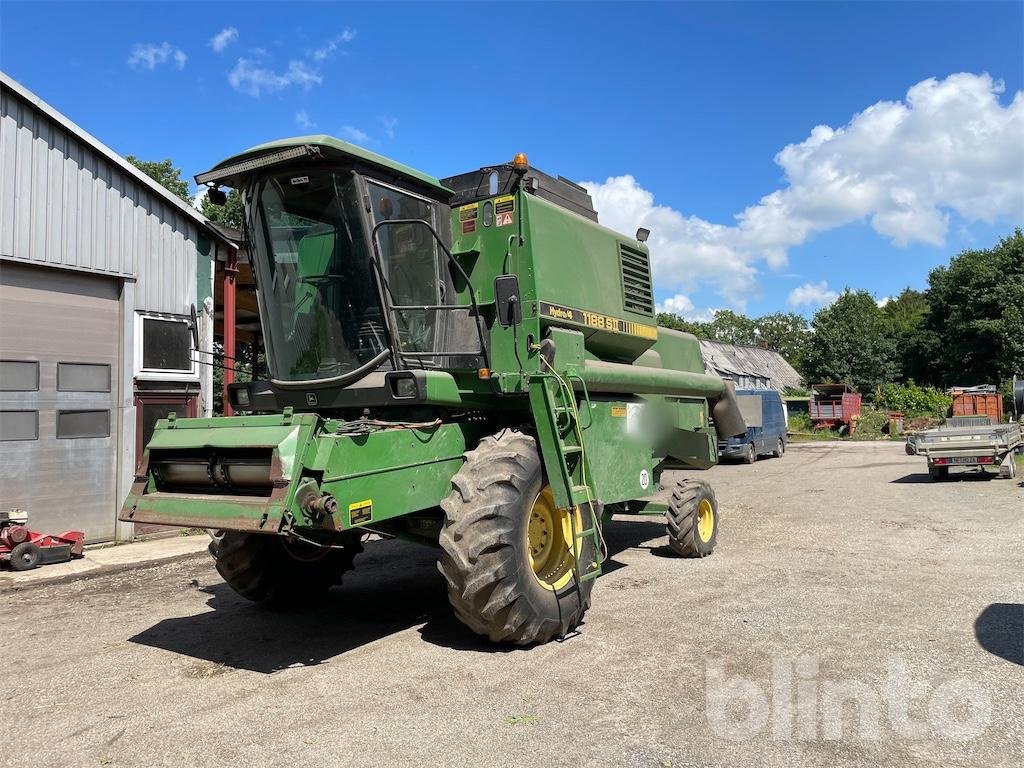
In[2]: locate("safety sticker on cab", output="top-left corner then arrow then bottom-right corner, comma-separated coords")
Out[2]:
495,195 -> 515,227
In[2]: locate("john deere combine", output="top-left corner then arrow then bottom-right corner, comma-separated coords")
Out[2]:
121,137 -> 746,644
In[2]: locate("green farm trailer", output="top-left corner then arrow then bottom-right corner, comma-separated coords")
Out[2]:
120,138 -> 747,645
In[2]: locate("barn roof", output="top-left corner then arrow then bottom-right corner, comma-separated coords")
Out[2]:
699,340 -> 804,391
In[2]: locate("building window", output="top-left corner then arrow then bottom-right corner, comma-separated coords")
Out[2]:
56,409 -> 110,439
0,361 -> 39,391
0,411 -> 38,441
135,313 -> 196,379
57,362 -> 111,392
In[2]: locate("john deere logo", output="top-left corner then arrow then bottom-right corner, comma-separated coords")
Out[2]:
306,393 -> 318,406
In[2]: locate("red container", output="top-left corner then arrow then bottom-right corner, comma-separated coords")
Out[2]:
951,392 -> 1003,423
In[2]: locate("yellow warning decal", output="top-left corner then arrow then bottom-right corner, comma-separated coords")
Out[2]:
539,302 -> 658,340
611,405 -> 627,418
494,195 -> 515,214
458,203 -> 478,221
348,499 -> 373,526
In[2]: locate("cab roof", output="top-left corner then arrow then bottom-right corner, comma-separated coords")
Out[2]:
196,134 -> 452,196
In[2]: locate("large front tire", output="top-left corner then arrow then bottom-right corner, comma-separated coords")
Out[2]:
210,532 -> 361,606
438,432 -> 597,645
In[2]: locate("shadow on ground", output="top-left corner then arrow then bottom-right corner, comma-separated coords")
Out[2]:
974,603 -> 1023,667
891,472 -> 997,484
129,517 -> 671,671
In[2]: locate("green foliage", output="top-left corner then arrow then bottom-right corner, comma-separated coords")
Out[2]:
876,381 -> 951,417
656,312 -> 705,336
201,188 -> 245,229
850,408 -> 890,441
656,310 -> 809,369
755,312 -> 811,369
787,412 -> 813,432
923,228 -> 1024,387
881,288 -> 936,386
802,290 -> 900,395
125,156 -> 191,203
211,340 -> 265,415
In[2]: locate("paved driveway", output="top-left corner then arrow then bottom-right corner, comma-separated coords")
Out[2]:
3,442 -> 1021,767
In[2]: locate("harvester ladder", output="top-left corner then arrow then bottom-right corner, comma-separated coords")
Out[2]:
528,371 -> 604,584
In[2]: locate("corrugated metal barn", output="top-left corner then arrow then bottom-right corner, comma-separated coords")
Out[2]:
699,340 -> 803,392
0,72 -> 232,541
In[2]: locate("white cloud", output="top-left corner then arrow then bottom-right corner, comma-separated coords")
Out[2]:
657,293 -> 694,315
340,125 -> 370,143
583,72 -> 1023,309
128,42 -> 187,71
228,58 -> 322,97
380,115 -> 398,139
876,296 -> 891,308
313,28 -> 357,61
295,110 -> 315,130
583,174 -> 760,309
193,187 -> 208,211
787,281 -> 840,309
209,27 -> 238,53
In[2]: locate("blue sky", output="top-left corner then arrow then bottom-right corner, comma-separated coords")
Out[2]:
2,1 -> 1022,318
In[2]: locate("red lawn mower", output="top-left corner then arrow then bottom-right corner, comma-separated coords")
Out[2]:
0,510 -> 84,571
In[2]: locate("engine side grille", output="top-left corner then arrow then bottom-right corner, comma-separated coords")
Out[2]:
620,244 -> 654,316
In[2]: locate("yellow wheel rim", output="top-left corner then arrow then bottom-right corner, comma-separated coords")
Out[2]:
697,498 -> 715,543
527,487 -> 582,591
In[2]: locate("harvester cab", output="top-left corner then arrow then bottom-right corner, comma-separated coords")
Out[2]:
121,135 -> 747,645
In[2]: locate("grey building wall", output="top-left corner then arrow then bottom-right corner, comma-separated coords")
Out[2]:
1,78 -> 203,314
0,73 -> 218,540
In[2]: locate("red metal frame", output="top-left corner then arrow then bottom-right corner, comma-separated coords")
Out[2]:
223,247 -> 238,416
810,384 -> 863,427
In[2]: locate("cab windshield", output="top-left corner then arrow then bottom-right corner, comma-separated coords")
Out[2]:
252,171 -> 386,382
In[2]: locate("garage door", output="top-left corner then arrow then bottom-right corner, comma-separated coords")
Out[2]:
0,262 -> 121,541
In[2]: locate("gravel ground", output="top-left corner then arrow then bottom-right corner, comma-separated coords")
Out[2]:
3,441 -> 1022,768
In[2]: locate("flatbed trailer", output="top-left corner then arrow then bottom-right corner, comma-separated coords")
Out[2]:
907,419 -> 1022,481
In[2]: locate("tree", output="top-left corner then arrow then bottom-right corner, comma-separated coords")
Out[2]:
706,310 -> 758,345
882,288 -> 936,386
657,309 -> 809,369
656,312 -> 708,337
125,156 -> 191,203
754,312 -> 810,370
802,290 -> 900,394
201,188 -> 245,230
923,229 -> 1024,387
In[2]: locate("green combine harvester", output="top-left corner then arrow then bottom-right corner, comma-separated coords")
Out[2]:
120,137 -> 747,645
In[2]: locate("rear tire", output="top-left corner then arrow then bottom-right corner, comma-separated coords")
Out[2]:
9,542 -> 41,571
438,432 -> 597,645
773,439 -> 785,458
666,479 -> 719,557
210,531 -> 361,606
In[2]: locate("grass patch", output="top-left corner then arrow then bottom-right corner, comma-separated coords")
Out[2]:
503,714 -> 540,726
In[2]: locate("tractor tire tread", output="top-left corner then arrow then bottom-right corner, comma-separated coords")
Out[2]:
438,431 -> 594,645
666,478 -> 718,558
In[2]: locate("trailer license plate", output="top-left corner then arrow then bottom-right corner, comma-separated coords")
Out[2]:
950,457 -> 977,465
